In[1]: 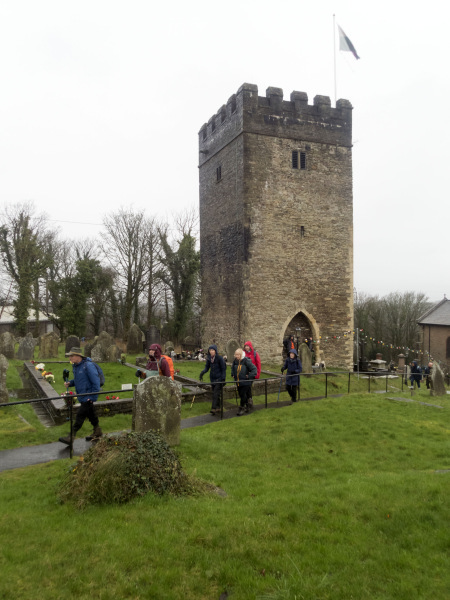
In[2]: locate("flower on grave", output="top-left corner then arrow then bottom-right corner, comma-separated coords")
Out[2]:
106,395 -> 110,400
45,373 -> 55,384
35,363 -> 45,371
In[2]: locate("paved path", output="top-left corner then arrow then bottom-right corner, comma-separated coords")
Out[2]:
1,398 -> 308,472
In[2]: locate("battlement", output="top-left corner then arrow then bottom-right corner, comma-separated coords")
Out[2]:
198,83 -> 352,162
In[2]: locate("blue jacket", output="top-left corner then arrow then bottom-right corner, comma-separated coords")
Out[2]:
200,345 -> 226,383
283,348 -> 302,386
68,357 -> 100,403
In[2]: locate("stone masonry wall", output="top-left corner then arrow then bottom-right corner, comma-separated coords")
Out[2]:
199,84 -> 354,368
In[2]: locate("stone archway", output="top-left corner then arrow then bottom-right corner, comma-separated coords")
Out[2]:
280,308 -> 321,362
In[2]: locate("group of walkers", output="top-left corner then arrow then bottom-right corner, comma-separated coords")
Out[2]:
199,341 -> 302,416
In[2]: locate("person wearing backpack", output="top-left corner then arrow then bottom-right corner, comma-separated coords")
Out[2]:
281,348 -> 302,403
59,347 -> 102,445
244,340 -> 261,408
409,360 -> 422,389
146,344 -> 171,377
231,348 -> 257,416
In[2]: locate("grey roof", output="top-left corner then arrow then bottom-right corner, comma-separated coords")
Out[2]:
418,298 -> 450,326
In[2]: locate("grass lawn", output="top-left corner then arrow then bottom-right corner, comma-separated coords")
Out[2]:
1,388 -> 449,599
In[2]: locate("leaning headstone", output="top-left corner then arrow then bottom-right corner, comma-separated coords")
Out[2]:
226,339 -> 239,362
84,338 -> 97,358
65,335 -> 80,354
39,331 -> 60,358
0,354 -> 9,403
299,343 -> 312,374
132,376 -> 181,446
0,332 -> 15,359
430,362 -> 446,396
127,323 -> 143,354
17,333 -> 37,360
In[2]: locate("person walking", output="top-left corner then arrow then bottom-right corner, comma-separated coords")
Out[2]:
59,347 -> 102,444
146,343 -> 171,377
231,348 -> 257,416
243,340 -> 261,408
424,362 -> 433,389
281,348 -> 302,403
199,344 -> 226,415
409,360 -> 422,389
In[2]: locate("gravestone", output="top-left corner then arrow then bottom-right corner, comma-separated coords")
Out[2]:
127,323 -> 143,354
90,331 -> 114,362
226,339 -> 239,362
0,332 -> 15,359
106,344 -> 122,362
17,333 -> 37,360
39,331 -> 60,358
84,338 -> 97,358
132,376 -> 181,445
0,354 -> 9,403
299,343 -> 312,374
430,362 -> 446,396
65,335 -> 80,354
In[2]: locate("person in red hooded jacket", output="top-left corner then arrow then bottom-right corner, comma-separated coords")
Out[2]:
244,341 -> 261,408
145,343 -> 171,377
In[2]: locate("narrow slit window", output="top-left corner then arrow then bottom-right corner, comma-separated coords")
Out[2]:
292,150 -> 307,170
216,166 -> 222,182
231,99 -> 236,113
300,151 -> 307,169
300,226 -> 305,238
211,120 -> 216,132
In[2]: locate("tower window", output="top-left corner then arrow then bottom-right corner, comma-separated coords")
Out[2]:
211,120 -> 216,133
292,150 -> 307,170
216,166 -> 222,182
231,99 -> 237,113
300,226 -> 305,238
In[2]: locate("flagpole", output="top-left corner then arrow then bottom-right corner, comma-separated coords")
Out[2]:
333,14 -> 337,105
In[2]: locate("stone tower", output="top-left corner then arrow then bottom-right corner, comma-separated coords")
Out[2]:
198,83 -> 354,367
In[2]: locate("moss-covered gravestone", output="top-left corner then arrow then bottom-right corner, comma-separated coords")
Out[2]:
132,376 -> 182,446
39,331 -> 59,359
431,361 -> 447,397
0,332 -> 15,360
299,343 -> 312,374
0,354 -> 9,403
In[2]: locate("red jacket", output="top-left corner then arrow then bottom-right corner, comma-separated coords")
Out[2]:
244,341 -> 261,379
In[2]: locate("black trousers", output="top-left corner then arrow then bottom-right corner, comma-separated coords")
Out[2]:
74,401 -> 99,433
286,384 -> 298,401
237,385 -> 252,407
211,383 -> 223,410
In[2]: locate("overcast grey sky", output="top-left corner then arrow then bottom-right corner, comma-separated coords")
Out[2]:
0,0 -> 448,303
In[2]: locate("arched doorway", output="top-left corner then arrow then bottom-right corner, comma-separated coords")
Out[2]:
281,310 -> 320,362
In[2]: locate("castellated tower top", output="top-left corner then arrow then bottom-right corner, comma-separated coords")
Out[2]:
198,83 -> 352,166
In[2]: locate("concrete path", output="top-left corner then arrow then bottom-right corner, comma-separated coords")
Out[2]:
0,398 -> 304,473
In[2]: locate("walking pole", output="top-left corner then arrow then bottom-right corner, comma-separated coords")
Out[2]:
63,369 -> 73,459
189,395 -> 196,409
277,375 -> 283,405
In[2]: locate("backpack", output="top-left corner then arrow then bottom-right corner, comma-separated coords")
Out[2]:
86,357 -> 105,387
159,355 -> 175,380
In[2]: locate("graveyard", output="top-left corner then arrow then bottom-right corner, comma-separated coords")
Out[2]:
0,337 -> 449,599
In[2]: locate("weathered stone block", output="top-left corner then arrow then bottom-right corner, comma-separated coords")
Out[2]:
132,376 -> 181,446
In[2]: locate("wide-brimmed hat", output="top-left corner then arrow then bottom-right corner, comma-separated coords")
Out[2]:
66,347 -> 84,357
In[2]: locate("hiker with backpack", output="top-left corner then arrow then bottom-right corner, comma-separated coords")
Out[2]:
409,360 -> 422,389
199,344 -> 226,415
231,348 -> 257,416
59,347 -> 103,445
146,344 -> 172,378
244,340 -> 261,408
281,348 -> 302,403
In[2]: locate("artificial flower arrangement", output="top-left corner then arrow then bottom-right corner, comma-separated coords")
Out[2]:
61,390 -> 78,407
105,395 -> 120,400
42,370 -> 55,384
35,363 -> 45,371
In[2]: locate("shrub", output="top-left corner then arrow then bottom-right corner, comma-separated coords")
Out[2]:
59,430 -> 202,508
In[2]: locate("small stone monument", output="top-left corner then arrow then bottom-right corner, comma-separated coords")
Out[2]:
132,376 -> 181,445
0,354 -> 9,403
226,339 -> 239,362
299,343 -> 312,374
106,343 -> 122,362
91,331 -> 114,362
397,354 -> 406,373
65,335 -> 80,354
17,333 -> 37,360
430,362 -> 447,397
0,332 -> 15,359
39,331 -> 60,358
127,323 -> 143,354
145,325 -> 161,350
